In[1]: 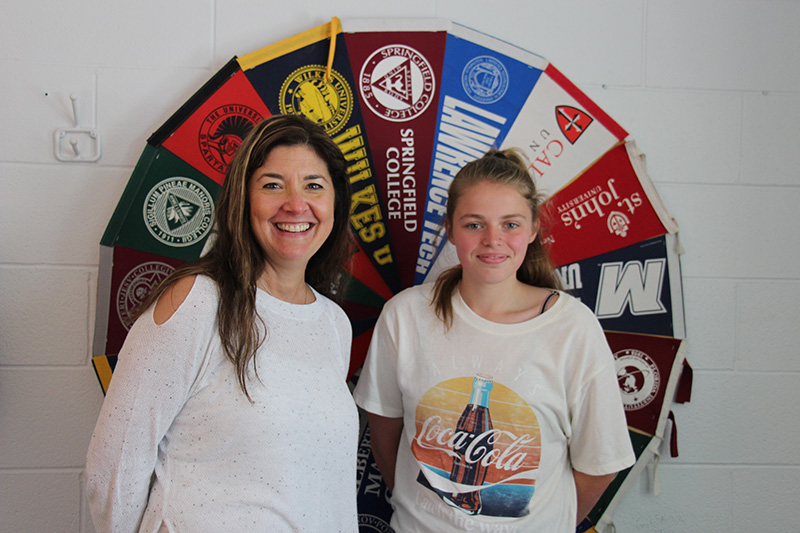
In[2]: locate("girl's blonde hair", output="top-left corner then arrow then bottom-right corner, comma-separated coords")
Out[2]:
432,148 -> 562,328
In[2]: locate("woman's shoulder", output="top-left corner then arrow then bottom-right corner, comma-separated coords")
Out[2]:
315,291 -> 350,320
152,274 -> 218,325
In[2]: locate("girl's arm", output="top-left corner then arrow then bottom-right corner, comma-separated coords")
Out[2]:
366,412 -> 404,492
573,469 -> 616,524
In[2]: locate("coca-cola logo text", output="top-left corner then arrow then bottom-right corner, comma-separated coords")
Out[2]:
415,415 -> 536,472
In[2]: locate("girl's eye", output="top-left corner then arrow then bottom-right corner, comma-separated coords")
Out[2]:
505,222 -> 519,229
465,223 -> 482,230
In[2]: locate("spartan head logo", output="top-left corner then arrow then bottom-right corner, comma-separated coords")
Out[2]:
199,105 -> 262,173
614,349 -> 661,410
555,105 -> 593,144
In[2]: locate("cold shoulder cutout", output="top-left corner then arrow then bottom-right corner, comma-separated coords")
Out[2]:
153,275 -> 197,325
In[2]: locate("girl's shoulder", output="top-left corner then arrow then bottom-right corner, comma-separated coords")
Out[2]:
546,291 -> 608,336
383,283 -> 436,312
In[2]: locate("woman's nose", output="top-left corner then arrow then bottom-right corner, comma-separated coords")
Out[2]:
283,187 -> 307,213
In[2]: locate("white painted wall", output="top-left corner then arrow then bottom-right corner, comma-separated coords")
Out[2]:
1,0 -> 798,531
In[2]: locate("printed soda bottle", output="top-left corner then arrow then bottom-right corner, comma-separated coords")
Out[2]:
445,374 -> 494,514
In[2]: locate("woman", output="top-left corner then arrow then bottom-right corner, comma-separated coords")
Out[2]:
353,149 -> 635,532
87,114 -> 358,532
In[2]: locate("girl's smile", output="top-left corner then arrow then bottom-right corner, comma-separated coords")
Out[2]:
448,180 -> 538,287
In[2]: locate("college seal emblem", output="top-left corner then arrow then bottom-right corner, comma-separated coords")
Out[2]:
359,44 -> 436,122
357,514 -> 392,533
614,348 -> 661,410
143,177 -> 214,247
198,104 -> 262,173
116,262 -> 175,330
279,65 -> 353,135
461,55 -> 509,104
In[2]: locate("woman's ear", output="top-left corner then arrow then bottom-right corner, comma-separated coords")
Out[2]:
445,219 -> 453,241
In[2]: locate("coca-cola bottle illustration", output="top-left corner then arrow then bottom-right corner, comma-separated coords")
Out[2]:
445,374 -> 494,515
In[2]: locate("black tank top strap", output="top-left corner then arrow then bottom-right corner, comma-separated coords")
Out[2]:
540,290 -> 559,314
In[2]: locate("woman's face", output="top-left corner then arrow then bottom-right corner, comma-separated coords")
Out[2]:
447,180 -> 538,287
248,144 -> 335,273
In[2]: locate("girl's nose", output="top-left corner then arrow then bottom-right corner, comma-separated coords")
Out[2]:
482,226 -> 501,245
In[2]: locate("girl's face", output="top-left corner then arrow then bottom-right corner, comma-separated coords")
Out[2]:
447,180 -> 538,287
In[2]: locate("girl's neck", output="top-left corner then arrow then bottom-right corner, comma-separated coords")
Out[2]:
458,276 -> 552,324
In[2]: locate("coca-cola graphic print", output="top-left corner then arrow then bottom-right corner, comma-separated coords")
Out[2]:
412,375 -> 540,518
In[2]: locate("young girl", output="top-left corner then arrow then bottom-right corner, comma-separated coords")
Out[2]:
353,149 -> 635,532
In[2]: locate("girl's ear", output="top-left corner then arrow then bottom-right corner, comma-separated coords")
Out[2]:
529,220 -> 540,244
445,219 -> 453,241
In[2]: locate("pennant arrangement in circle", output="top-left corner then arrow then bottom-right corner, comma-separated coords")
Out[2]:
91,17 -> 692,533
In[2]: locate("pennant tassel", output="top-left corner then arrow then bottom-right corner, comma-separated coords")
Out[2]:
676,359 -> 693,404
668,411 -> 680,457
325,16 -> 340,82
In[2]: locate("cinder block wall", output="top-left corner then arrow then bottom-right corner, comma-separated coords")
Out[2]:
1,1 -> 798,531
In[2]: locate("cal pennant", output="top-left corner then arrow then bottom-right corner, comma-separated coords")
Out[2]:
501,64 -> 628,199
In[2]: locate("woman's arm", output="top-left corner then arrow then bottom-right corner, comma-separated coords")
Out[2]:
86,275 -> 201,531
366,412 -> 404,492
573,469 -> 616,524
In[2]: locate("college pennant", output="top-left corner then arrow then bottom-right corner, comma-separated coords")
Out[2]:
342,18 -> 449,289
501,64 -> 629,199
558,234 -> 685,339
540,140 -> 678,267
415,23 -> 548,284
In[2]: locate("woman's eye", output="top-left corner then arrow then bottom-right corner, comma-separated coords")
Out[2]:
466,223 -> 481,230
506,222 -> 519,229
307,182 -> 324,190
262,182 -> 280,189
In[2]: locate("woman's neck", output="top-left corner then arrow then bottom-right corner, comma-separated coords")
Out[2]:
256,268 -> 313,304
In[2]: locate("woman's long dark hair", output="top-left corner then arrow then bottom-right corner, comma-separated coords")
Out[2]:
135,114 -> 352,399
432,148 -> 562,328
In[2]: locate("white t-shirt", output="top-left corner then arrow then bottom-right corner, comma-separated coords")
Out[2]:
87,275 -> 359,532
353,283 -> 634,533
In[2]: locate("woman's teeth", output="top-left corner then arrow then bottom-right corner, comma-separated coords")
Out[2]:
276,223 -> 311,233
